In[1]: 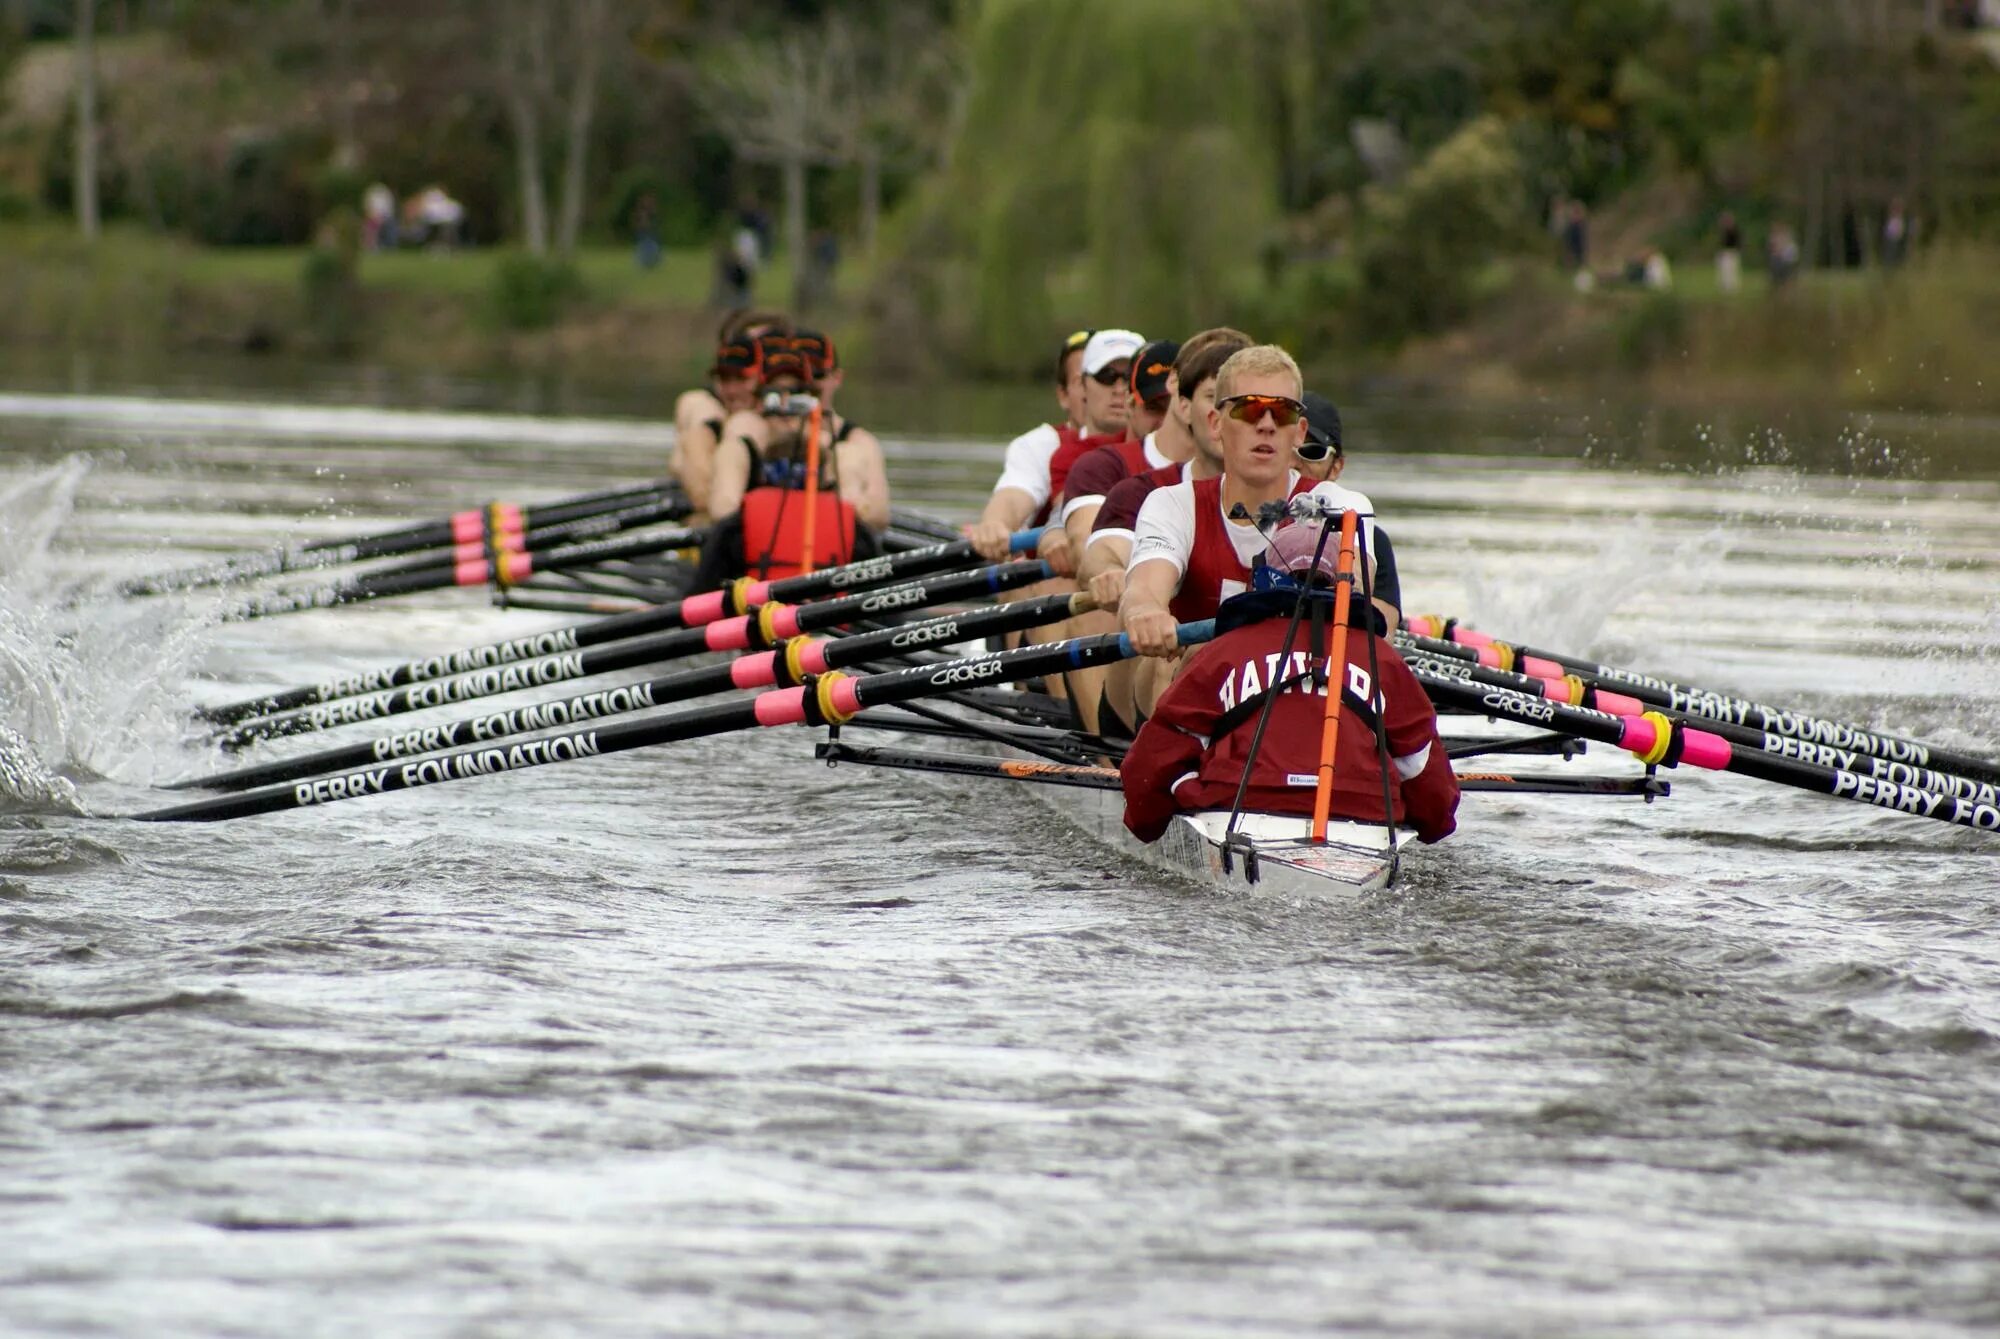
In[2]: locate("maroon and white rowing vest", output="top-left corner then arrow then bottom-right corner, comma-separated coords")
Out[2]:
1167,474 -> 1315,624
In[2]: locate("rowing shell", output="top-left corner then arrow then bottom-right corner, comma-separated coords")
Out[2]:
1023,773 -> 1406,899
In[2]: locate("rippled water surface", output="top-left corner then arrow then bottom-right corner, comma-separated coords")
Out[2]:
4,382 -> 2000,1337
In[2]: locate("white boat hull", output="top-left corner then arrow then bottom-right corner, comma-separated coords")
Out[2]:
1027,781 -> 1406,899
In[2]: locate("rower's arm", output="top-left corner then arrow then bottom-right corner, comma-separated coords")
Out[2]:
671,392 -> 722,512
706,423 -> 755,521
1076,529 -> 1130,612
1063,501 -> 1102,563
969,488 -> 1037,561
1120,558 -> 1183,658
836,429 -> 892,532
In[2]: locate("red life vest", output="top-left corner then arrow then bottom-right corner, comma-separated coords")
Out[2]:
1168,474 -> 1314,624
1046,425 -> 1131,505
739,486 -> 858,580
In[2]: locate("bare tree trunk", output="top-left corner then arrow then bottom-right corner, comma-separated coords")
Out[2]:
555,0 -> 610,257
329,0 -> 359,171
783,151 -> 808,311
502,0 -> 550,256
74,0 -> 99,242
858,141 -> 881,258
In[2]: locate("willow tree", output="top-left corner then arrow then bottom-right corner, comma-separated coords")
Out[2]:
892,0 -> 1277,374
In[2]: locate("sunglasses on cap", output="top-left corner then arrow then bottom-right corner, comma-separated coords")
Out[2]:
1220,393 -> 1306,427
1089,362 -> 1131,387
1063,328 -> 1094,350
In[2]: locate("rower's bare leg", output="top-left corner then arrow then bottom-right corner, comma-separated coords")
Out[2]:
1056,608 -> 1118,733
1132,652 -> 1186,720
1099,658 -> 1138,736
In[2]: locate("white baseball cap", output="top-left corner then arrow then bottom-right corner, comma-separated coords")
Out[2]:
1081,329 -> 1145,376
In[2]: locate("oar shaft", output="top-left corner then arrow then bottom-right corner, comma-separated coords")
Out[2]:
1401,621 -> 2000,786
218,527 -> 703,622
118,482 -> 679,597
197,532 -> 1038,725
133,619 -> 1215,822
1415,669 -> 2000,834
356,498 -> 690,582
215,560 -> 1054,749
1401,649 -> 2000,810
179,592 -> 1088,792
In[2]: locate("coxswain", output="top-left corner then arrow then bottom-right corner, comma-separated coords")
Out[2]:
1118,522 -> 1458,846
789,327 -> 889,519
1120,345 -> 1402,716
672,310 -> 788,515
692,336 -> 890,588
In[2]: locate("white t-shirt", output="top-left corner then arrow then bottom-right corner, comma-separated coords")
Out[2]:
1057,432 -> 1171,525
1127,474 -> 1376,578
991,422 -> 1063,508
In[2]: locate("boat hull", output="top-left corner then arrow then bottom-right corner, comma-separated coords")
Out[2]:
1027,780 -> 1405,899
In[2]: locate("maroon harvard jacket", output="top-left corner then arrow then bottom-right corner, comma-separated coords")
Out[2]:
1119,611 -> 1459,844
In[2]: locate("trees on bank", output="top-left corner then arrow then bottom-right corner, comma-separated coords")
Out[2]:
4,0 -> 1996,369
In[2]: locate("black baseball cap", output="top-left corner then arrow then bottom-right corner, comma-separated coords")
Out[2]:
1301,392 -> 1343,452
1130,340 -> 1181,404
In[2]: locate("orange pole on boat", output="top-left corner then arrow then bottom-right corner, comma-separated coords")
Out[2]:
1310,508 -> 1361,843
800,402 -> 823,570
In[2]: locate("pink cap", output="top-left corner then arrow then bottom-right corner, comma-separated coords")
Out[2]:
1262,523 -> 1344,586
1522,655 -> 1564,678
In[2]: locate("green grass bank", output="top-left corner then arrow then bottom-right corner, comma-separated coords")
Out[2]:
3,222 -> 1997,414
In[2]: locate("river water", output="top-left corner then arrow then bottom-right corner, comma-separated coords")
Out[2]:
3,377 -> 1999,1337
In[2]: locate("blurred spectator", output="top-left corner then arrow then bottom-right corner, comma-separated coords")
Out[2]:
633,192 -> 662,271
362,183 -> 396,252
1717,211 -> 1742,293
1882,198 -> 1911,268
1768,224 -> 1800,289
712,234 -> 751,307
1643,248 -> 1673,291
418,186 -> 465,250
1560,200 -> 1589,275
802,228 -> 839,307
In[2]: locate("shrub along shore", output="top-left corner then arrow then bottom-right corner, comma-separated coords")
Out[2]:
2,221 -> 1996,414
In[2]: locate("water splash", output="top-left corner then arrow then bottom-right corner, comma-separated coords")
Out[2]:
0,460 -> 221,808
1457,518 -> 1735,657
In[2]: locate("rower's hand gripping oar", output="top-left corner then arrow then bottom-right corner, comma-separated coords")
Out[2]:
128,619 -> 1217,822
194,529 -> 1045,727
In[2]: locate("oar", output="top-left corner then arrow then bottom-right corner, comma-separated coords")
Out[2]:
1402,617 -> 2000,787
219,526 -> 706,622
195,531 -> 1039,727
172,590 -> 1088,792
207,559 -> 1055,751
117,481 -> 681,597
128,620 -> 1218,822
814,740 -> 1668,801
1399,646 -> 2000,810
887,510 -> 967,543
353,497 -> 690,582
1413,668 -> 2000,835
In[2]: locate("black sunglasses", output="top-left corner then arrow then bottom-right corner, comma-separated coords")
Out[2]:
1089,363 -> 1131,387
